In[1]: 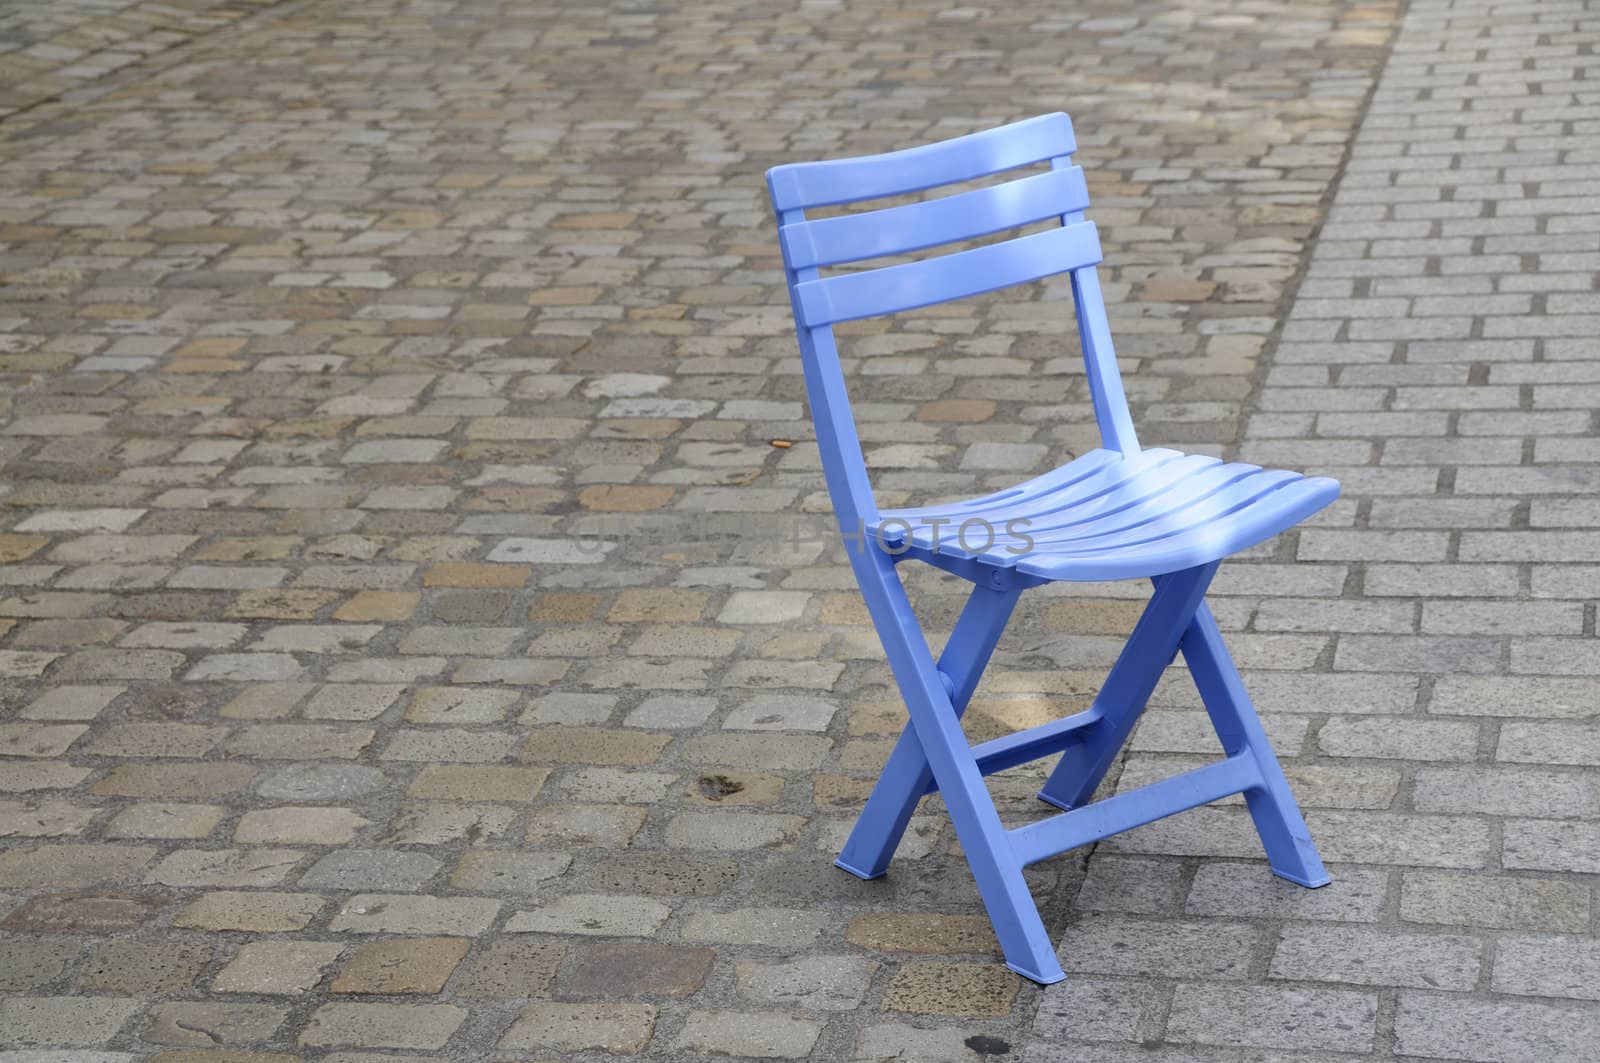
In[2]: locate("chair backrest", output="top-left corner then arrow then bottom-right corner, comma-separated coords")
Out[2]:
767,113 -> 1139,532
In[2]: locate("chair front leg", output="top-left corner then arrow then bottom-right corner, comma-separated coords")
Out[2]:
837,583 -> 1019,879
1182,602 -> 1329,887
844,549 -> 1063,983
1037,562 -> 1218,811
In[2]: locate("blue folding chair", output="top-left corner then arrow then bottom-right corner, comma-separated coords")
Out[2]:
767,113 -> 1339,984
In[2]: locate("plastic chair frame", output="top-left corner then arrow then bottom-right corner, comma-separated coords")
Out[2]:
766,114 -> 1331,984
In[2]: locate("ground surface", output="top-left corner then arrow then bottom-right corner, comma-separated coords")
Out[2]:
0,0 -> 1595,1059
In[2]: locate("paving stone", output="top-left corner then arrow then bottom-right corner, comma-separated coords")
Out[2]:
256,764 -> 387,803
675,1009 -> 822,1058
78,939 -> 212,994
451,938 -> 564,998
3,891 -> 164,934
1072,855 -> 1187,915
329,894 -> 499,935
1496,721 -> 1600,767
521,726 -> 670,766
680,907 -> 830,948
859,1022 -> 1022,1063
90,763 -> 256,799
146,1053 -> 298,1063
564,767 -> 681,804
142,1003 -> 288,1047
173,892 -> 325,933
300,1003 -> 465,1050
1317,717 -> 1480,760
226,725 -> 373,760
213,941 -> 345,995
1502,819 -> 1600,875
1269,924 -> 1481,990
526,803 -> 644,847
379,728 -> 518,763
1309,811 -> 1493,868
397,625 -> 518,656
406,764 -> 548,802
298,850 -> 441,892
680,733 -> 832,770
0,938 -> 79,992
724,694 -> 839,732
236,807 -> 369,845
148,1050 -> 302,1056
505,892 -> 670,937
21,685 -> 124,721
0,763 -> 92,793
1185,864 -> 1388,923
0,997 -> 141,1048
585,852 -> 740,897
1394,992 -> 1600,1063
448,850 -> 570,895
83,723 -> 228,759
1399,870 -> 1591,933
736,954 -> 876,1011
624,695 -> 718,729
330,937 -> 469,994
564,941 -> 715,998
384,802 -> 514,845
499,1001 -> 657,1055
1432,676 -> 1600,719
0,845 -> 155,888
1058,916 -> 1257,980
404,686 -> 518,724
0,800 -> 99,838
0,725 -> 88,759
1166,984 -> 1376,1053
846,912 -> 999,955
1413,766 -> 1599,818
883,963 -> 1020,1017
663,810 -> 805,850
147,849 -> 304,888
1029,976 -> 1150,1046
296,685 -> 399,722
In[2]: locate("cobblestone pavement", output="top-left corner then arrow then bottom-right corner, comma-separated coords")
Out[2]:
0,0 -> 285,120
0,0 -> 1587,1059
1022,0 -> 1600,1059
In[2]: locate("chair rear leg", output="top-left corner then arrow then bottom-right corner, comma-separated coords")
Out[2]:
837,584 -> 1019,879
835,726 -> 932,880
1182,603 -> 1329,887
1037,563 -> 1217,811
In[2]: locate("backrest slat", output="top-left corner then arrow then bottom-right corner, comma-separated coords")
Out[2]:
793,220 -> 1102,328
767,113 -> 1075,211
780,166 -> 1088,271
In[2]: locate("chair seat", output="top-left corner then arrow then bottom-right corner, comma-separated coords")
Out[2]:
874,447 -> 1340,583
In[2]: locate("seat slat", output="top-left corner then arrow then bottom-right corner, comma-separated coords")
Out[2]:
890,455 -> 1209,553
1022,464 -> 1267,541
794,221 -> 1102,327
1039,472 -> 1304,553
881,448 -> 1133,522
1015,478 -> 1339,582
780,166 -> 1089,270
948,454 -> 1215,531
767,112 -> 1075,211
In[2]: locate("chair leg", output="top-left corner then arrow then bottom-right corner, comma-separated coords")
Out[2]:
1037,563 -> 1218,811
845,552 -> 1063,983
1181,603 -> 1329,887
837,584 -> 1019,879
